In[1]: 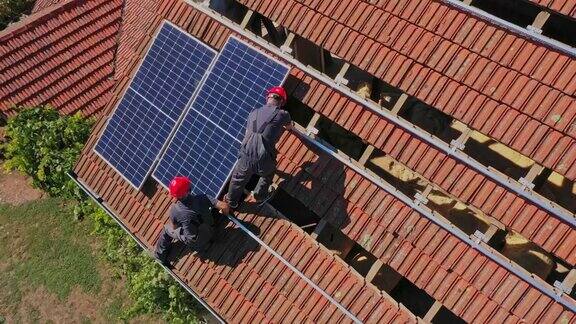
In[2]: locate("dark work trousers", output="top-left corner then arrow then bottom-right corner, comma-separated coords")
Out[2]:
226,154 -> 275,206
155,223 -> 213,260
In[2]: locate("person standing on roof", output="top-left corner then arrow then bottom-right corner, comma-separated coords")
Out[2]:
224,86 -> 292,209
154,176 -> 230,267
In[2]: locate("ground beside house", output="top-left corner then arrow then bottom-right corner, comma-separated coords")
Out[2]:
0,169 -> 164,323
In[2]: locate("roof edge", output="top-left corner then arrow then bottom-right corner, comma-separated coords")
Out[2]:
0,0 -> 81,42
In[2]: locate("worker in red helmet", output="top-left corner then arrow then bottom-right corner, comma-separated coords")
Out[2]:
154,176 -> 230,267
224,86 -> 292,209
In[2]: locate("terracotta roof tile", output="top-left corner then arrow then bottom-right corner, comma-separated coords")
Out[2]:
274,131 -> 573,320
0,0 -> 122,117
530,0 -> 576,18
238,0 -> 576,181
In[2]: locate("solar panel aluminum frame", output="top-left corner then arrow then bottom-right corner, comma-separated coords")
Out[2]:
93,20 -> 217,190
215,35 -> 290,199
151,34 -> 290,199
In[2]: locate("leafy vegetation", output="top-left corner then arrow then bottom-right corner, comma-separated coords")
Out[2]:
3,106 -> 93,198
0,0 -> 34,30
0,197 -> 164,323
1,106 -> 203,322
88,203 -> 204,322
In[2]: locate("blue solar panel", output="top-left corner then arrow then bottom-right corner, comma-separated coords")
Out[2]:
95,89 -> 174,187
190,36 -> 289,140
130,23 -> 216,121
154,112 -> 241,197
94,21 -> 216,189
153,36 -> 289,196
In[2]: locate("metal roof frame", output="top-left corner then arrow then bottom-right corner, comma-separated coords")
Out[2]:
185,0 -> 576,229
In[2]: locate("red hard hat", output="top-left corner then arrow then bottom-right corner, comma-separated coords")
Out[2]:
168,176 -> 191,199
266,86 -> 287,103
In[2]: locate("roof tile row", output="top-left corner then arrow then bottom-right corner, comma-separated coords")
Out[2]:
527,0 -> 576,18
239,0 -> 576,181
0,0 -> 122,117
274,130 -> 575,322
289,69 -> 576,265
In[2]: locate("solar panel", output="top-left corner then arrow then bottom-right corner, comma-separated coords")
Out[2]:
153,36 -> 289,197
154,112 -> 241,197
130,23 -> 216,121
94,21 -> 216,189
192,37 -> 290,140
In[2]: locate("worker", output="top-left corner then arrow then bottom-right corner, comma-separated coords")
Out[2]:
224,86 -> 292,209
154,176 -> 230,267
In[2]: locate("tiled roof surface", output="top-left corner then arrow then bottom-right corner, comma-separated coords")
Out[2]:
31,0 -> 65,14
274,130 -> 574,322
0,0 -> 122,117
290,69 -> 576,266
527,0 -> 576,18
238,0 -> 576,182
71,0 -> 576,322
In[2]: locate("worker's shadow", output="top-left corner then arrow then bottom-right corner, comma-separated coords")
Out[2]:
245,137 -> 351,231
169,216 -> 261,268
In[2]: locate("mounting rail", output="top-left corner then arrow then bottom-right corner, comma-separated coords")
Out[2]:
291,129 -> 576,313
186,0 -> 576,229
225,214 -> 363,323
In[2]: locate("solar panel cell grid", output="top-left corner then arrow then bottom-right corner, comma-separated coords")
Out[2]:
153,36 -> 289,196
154,113 -> 240,197
130,23 -> 216,121
95,88 -> 174,187
94,21 -> 216,189
192,37 -> 290,140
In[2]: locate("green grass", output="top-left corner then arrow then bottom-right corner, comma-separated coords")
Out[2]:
0,197 -> 165,323
0,198 -> 101,304
104,294 -> 125,321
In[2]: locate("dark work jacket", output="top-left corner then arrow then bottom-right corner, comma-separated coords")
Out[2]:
170,193 -> 216,242
240,104 -> 291,162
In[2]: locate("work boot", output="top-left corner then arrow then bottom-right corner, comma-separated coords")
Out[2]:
252,189 -> 274,207
224,194 -> 239,210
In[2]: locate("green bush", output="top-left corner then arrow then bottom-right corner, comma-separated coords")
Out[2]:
2,105 -> 202,322
0,0 -> 35,30
3,105 -> 93,198
88,203 -> 203,323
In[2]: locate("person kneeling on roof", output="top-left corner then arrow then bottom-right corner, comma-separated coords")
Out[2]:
224,86 -> 293,209
154,176 -> 230,267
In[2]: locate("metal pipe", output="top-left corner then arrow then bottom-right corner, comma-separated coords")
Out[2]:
225,214 -> 363,324
67,172 -> 226,324
289,130 -> 576,313
185,0 -> 576,228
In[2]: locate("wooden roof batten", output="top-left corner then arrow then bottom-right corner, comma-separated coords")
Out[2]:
181,0 -> 576,313
182,1 -> 576,229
